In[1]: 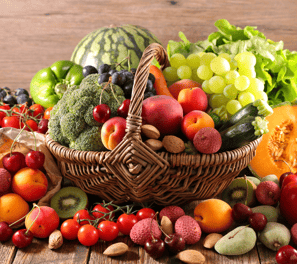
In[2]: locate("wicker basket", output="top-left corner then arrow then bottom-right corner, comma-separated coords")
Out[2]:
45,43 -> 262,206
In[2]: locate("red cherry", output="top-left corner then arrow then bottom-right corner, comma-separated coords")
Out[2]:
144,237 -> 165,259
117,99 -> 131,118
2,152 -> 26,173
0,222 -> 13,242
25,150 -> 45,170
276,245 -> 297,264
164,233 -> 185,253
248,213 -> 267,232
93,104 -> 111,123
232,203 -> 253,223
37,119 -> 49,134
12,229 -> 33,248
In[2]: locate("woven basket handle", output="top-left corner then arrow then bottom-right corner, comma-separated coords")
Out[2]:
125,43 -> 169,136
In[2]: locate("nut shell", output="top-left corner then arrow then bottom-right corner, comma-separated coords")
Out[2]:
141,124 -> 160,139
162,135 -> 185,154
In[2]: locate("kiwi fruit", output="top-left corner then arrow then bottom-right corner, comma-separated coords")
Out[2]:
221,178 -> 257,208
50,186 -> 88,219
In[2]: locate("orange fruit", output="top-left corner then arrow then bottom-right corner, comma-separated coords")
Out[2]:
194,198 -> 233,233
0,193 -> 30,225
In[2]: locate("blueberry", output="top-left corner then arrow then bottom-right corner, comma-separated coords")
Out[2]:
123,71 -> 134,83
145,79 -> 155,94
111,72 -> 126,87
16,94 -> 30,105
82,65 -> 98,77
98,73 -> 111,84
3,94 -> 17,106
0,89 -> 7,100
15,88 -> 29,97
98,64 -> 111,74
122,81 -> 133,98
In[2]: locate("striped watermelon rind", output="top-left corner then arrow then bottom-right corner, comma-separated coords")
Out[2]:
71,25 -> 162,70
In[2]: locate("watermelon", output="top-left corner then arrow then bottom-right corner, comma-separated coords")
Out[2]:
71,24 -> 162,70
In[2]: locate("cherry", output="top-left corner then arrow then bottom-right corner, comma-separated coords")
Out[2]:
248,213 -> 267,232
232,203 -> 253,223
12,229 -> 33,248
2,152 -> 26,173
117,99 -> 131,118
37,119 -> 49,134
25,150 -> 45,170
276,245 -> 297,264
164,233 -> 185,253
0,222 -> 13,242
144,237 -> 165,259
93,104 -> 111,123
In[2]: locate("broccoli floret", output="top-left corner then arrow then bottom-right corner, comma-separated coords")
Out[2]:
60,112 -> 86,142
69,96 -> 93,118
48,114 -> 70,146
69,126 -> 105,151
84,104 -> 102,127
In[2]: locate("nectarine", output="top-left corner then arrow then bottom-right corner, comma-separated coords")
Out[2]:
168,79 -> 202,100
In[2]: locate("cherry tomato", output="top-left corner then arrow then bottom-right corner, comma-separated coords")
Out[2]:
43,107 -> 53,120
29,104 -> 45,118
12,105 -> 28,116
97,220 -> 119,241
2,116 -> 20,129
24,119 -> 39,131
77,224 -> 99,246
92,203 -> 114,221
60,219 -> 81,240
0,105 -> 10,125
73,209 -> 95,225
117,213 -> 138,235
136,208 -> 156,221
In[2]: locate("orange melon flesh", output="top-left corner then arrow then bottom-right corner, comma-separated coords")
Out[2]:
249,104 -> 297,179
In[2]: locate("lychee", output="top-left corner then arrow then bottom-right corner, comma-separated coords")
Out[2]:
255,181 -> 281,205
175,215 -> 201,245
193,127 -> 222,154
159,205 -> 185,224
130,218 -> 162,246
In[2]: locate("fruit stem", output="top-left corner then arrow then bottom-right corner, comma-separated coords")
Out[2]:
25,203 -> 41,235
149,212 -> 159,242
274,159 -> 292,173
9,124 -> 27,157
109,83 -> 120,105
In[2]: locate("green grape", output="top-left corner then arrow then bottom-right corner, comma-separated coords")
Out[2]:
191,68 -> 204,83
170,53 -> 187,69
202,80 -> 213,94
230,59 -> 238,70
209,93 -> 230,109
223,84 -> 238,100
200,53 -> 217,67
218,53 -> 232,62
238,91 -> 255,106
234,75 -> 250,91
208,76 -> 226,94
234,52 -> 256,67
210,57 -> 230,76
246,77 -> 265,93
225,70 -> 240,84
186,54 -> 201,69
226,100 -> 242,115
163,67 -> 179,82
238,67 -> 256,78
198,52 -> 205,57
253,90 -> 268,101
177,65 -> 192,79
197,65 -> 213,80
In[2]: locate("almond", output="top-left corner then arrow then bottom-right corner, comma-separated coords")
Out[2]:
145,139 -> 163,151
161,216 -> 173,235
162,135 -> 185,154
48,229 -> 63,250
141,124 -> 160,139
103,242 -> 129,257
176,249 -> 206,264
203,233 -> 223,248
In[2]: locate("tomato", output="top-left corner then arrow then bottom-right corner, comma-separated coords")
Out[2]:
12,105 -> 28,116
73,209 -> 95,226
0,106 -> 9,125
24,119 -> 38,131
2,116 -> 20,129
136,208 -> 156,221
60,219 -> 81,240
77,224 -> 99,246
29,104 -> 45,118
43,107 -> 53,120
92,203 -> 114,221
117,213 -> 138,235
97,220 -> 119,241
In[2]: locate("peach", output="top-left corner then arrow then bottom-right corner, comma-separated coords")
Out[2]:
12,167 -> 48,202
178,87 -> 208,115
142,95 -> 183,136
181,110 -> 215,141
0,193 -> 29,225
168,79 -> 202,100
194,199 -> 233,233
101,117 -> 126,150
25,205 -> 60,238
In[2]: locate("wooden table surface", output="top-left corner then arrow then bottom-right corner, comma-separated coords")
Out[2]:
1,0 -> 296,263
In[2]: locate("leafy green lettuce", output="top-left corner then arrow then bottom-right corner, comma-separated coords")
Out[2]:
167,19 -> 297,106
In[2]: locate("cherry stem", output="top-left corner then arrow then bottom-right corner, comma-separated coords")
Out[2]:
25,121 -> 37,151
9,124 -> 27,157
109,83 -> 120,105
25,203 -> 41,235
156,217 -> 171,240
149,212 -> 159,242
274,159 -> 292,173
8,202 -> 39,228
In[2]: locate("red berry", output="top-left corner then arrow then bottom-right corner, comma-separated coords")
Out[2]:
232,203 -> 253,223
2,152 -> 26,173
37,119 -> 49,134
93,104 -> 111,123
276,245 -> 297,264
164,233 -> 185,253
144,237 -> 165,259
0,222 -> 13,242
117,99 -> 131,118
248,213 -> 267,232
12,229 -> 33,248
25,150 -> 45,170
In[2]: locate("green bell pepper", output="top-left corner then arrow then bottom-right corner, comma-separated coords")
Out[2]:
30,60 -> 84,108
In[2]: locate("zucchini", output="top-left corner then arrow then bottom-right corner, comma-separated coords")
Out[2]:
219,99 -> 273,131
219,116 -> 269,152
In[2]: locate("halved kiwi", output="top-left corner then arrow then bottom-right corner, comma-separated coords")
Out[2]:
221,178 -> 257,208
50,186 -> 88,219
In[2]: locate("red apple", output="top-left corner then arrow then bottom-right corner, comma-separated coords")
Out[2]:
281,174 -> 297,190
280,182 -> 297,226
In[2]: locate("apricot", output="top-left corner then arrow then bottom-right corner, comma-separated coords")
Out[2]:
0,193 -> 30,225
12,167 -> 48,202
168,79 -> 202,100
194,199 -> 233,233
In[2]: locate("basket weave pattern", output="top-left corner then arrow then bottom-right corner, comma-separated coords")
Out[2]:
46,43 -> 262,206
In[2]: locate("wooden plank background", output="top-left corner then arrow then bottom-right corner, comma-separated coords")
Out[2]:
0,0 -> 296,263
